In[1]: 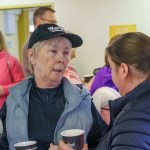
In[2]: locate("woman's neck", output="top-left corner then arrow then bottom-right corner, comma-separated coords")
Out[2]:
34,76 -> 61,89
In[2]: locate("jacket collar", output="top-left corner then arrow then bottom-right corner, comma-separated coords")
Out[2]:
62,77 -> 91,110
9,76 -> 90,108
109,79 -> 150,122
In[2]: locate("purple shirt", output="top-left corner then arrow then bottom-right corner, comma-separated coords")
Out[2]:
90,66 -> 118,95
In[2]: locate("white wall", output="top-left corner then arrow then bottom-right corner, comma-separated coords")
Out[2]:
0,10 -> 19,59
0,0 -> 54,7
54,0 -> 150,78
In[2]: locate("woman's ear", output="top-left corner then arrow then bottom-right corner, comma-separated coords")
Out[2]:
120,63 -> 129,79
27,49 -> 36,65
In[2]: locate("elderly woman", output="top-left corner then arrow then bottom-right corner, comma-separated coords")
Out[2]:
0,24 -> 107,150
59,32 -> 150,150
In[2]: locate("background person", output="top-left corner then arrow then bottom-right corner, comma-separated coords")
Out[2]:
90,65 -> 118,95
91,36 -> 121,125
22,6 -> 57,77
0,24 -> 107,150
0,31 -> 24,109
92,86 -> 120,125
90,35 -> 121,96
64,48 -> 83,85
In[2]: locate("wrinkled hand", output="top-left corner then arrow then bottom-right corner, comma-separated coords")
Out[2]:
59,141 -> 71,150
48,141 -> 88,150
48,143 -> 60,150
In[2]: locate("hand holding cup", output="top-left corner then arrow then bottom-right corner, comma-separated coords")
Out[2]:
61,129 -> 85,150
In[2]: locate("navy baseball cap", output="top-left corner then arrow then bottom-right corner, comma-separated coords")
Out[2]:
28,24 -> 83,48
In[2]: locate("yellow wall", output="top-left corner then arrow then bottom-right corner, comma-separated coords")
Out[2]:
18,10 -> 29,62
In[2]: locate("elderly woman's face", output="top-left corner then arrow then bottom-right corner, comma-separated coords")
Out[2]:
32,37 -> 72,87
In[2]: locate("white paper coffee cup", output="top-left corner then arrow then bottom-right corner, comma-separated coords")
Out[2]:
14,141 -> 37,150
61,129 -> 85,150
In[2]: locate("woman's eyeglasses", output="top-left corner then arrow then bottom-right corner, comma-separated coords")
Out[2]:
101,107 -> 109,111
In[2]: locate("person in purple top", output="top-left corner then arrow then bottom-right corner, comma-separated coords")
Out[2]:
90,35 -> 122,96
90,63 -> 118,96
